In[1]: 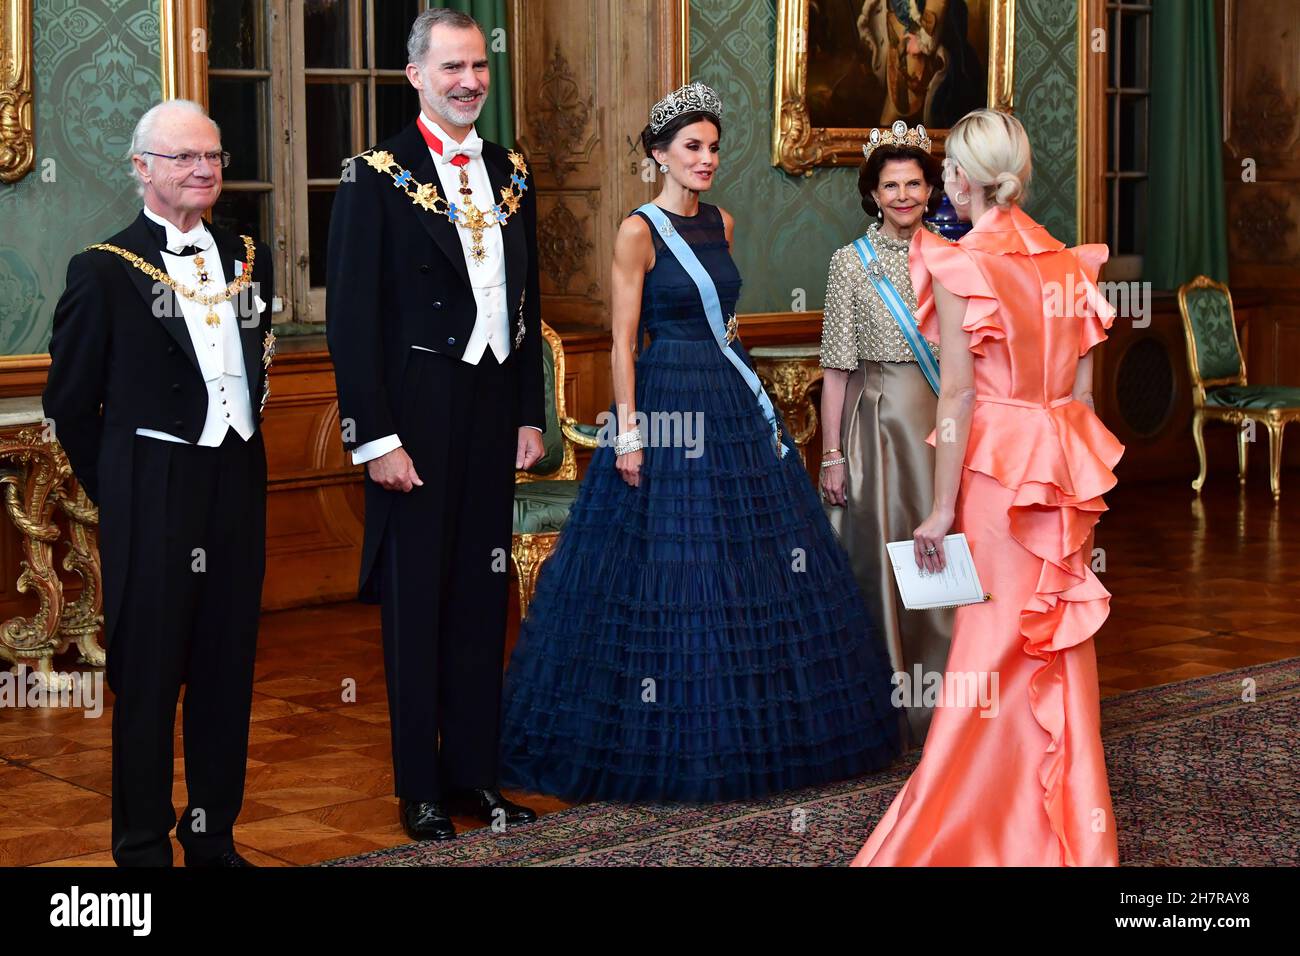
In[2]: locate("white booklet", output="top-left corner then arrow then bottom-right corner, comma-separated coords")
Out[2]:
885,533 -> 990,610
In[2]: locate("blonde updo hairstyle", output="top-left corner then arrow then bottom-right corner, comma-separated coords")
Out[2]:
944,109 -> 1032,209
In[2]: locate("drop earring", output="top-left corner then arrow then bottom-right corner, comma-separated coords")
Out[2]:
659,163 -> 669,174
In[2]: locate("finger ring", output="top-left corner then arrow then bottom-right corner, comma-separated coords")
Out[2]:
925,547 -> 937,555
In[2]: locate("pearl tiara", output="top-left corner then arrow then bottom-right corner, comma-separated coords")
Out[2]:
862,120 -> 933,160
649,82 -> 724,135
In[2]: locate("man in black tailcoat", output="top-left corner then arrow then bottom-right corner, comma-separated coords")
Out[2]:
326,7 -> 544,840
44,99 -> 274,866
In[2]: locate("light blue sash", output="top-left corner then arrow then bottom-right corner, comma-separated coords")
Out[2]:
637,203 -> 788,459
852,232 -> 941,396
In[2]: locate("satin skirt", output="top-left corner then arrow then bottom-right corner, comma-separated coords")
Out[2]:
852,471 -> 1120,866
825,360 -> 953,747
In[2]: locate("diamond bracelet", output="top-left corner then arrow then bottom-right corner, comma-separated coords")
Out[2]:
614,429 -> 644,456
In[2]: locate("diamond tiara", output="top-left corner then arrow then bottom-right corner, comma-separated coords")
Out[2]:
649,82 -> 724,135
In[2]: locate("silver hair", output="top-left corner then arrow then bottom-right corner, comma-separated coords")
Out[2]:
406,7 -> 485,68
128,99 -> 221,197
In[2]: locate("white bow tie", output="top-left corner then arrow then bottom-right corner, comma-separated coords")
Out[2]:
166,225 -> 213,255
436,138 -> 483,165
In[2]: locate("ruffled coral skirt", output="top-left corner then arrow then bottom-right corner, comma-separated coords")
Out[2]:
500,337 -> 901,803
853,465 -> 1121,866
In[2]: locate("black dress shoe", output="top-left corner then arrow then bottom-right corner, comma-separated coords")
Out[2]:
186,849 -> 254,868
447,788 -> 538,827
399,799 -> 456,841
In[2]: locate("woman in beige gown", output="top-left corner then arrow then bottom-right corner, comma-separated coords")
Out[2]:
819,125 -> 953,748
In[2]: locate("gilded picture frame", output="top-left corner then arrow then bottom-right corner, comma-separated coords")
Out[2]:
773,0 -> 1016,175
159,0 -> 208,103
0,0 -> 34,183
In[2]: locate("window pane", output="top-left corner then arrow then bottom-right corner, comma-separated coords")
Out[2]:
1120,11 -> 1148,89
308,188 -> 336,288
375,80 -> 419,141
1117,179 -> 1146,255
208,0 -> 263,69
1119,96 -> 1147,172
305,82 -> 362,179
374,0 -> 423,69
304,0 -> 355,68
209,78 -> 265,182
212,190 -> 270,244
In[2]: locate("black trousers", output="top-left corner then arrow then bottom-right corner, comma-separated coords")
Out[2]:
107,430 -> 266,866
376,349 -> 516,801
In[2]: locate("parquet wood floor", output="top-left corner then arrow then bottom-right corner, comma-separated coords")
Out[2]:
1,478 -> 1295,866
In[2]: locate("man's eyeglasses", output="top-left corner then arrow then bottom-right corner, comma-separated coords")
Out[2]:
141,150 -> 232,170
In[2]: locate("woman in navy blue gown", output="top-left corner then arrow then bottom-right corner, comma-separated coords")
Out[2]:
500,83 -> 900,803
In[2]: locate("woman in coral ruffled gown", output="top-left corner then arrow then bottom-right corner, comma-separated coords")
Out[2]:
853,109 -> 1124,866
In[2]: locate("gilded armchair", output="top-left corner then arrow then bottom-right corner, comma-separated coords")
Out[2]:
1178,275 -> 1300,500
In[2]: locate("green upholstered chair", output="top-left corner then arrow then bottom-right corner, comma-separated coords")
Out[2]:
1178,275 -> 1300,499
511,321 -> 599,616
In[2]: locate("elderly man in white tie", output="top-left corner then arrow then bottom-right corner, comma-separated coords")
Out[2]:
43,98 -> 274,867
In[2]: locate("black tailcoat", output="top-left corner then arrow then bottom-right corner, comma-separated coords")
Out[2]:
325,120 -> 544,600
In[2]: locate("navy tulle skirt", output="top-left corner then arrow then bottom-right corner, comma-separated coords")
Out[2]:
500,336 -> 901,803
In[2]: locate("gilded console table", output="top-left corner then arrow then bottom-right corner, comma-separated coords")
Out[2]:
0,398 -> 104,679
749,344 -> 825,465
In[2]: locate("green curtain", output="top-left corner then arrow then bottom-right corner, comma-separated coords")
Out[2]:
443,0 -> 515,146
1143,0 -> 1229,288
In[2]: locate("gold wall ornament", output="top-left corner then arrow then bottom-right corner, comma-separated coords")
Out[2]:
0,423 -> 106,677
0,428 -> 64,660
772,0 -> 1016,175
749,345 -> 826,466
0,0 -> 34,183
53,482 -> 105,667
509,531 -> 559,620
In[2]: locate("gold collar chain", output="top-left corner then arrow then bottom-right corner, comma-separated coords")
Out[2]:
358,149 -> 528,264
87,235 -> 256,328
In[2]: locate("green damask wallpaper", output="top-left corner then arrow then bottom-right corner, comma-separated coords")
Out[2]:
0,0 -> 161,355
689,0 -> 1079,314
1014,0 -> 1078,242
0,1 -> 1080,347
